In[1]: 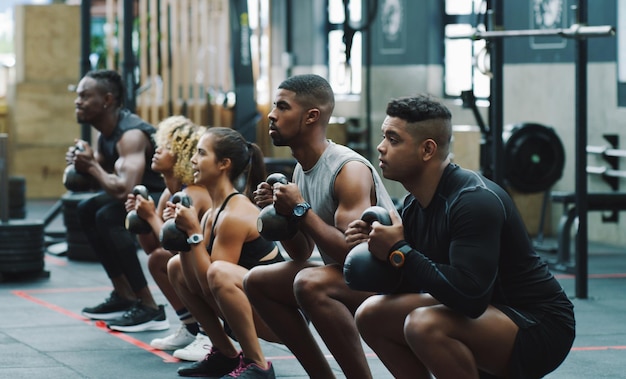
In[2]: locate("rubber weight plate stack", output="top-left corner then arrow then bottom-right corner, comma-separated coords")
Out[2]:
61,192 -> 99,262
0,219 -> 45,278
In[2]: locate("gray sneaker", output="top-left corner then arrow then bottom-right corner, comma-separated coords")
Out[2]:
106,300 -> 169,332
81,291 -> 135,320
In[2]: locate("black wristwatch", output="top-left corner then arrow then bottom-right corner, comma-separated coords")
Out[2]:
186,233 -> 204,245
293,202 -> 311,219
388,243 -> 413,268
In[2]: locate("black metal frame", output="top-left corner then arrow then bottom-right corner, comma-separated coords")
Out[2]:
455,0 -> 615,299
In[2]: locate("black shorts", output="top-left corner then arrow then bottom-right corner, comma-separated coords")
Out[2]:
495,301 -> 575,379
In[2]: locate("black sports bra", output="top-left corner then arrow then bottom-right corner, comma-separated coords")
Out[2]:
205,192 -> 278,269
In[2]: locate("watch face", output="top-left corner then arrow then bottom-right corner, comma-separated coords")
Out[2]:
389,250 -> 405,268
294,203 -> 310,218
391,251 -> 403,264
294,205 -> 305,217
188,234 -> 202,244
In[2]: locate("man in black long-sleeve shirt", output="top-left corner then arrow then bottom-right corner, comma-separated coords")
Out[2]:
345,95 -> 575,379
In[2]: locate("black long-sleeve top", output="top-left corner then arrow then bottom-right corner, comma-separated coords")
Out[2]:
396,164 -> 571,319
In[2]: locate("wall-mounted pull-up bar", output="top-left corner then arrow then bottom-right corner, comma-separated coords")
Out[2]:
447,24 -> 615,40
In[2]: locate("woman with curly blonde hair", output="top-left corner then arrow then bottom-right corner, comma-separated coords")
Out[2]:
117,116 -> 213,355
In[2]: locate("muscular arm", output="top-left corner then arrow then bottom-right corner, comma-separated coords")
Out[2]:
297,161 -> 376,265
89,129 -> 150,199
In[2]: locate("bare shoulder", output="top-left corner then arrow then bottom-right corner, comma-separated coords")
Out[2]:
335,160 -> 375,200
184,184 -> 212,214
215,194 -> 259,239
333,160 -> 376,229
117,128 -> 152,155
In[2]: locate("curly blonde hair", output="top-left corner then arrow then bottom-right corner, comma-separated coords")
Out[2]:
154,116 -> 205,185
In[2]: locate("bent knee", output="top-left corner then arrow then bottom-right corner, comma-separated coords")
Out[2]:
147,248 -> 172,270
403,307 -> 443,343
243,265 -> 266,297
206,260 -> 241,290
355,295 -> 387,330
293,267 -> 326,302
167,255 -> 183,283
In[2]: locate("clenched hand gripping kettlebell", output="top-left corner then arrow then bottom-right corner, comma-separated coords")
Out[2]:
63,142 -> 94,192
125,185 -> 152,234
256,173 -> 298,241
159,192 -> 193,252
343,206 -> 402,293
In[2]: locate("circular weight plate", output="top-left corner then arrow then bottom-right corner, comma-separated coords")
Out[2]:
503,123 -> 565,193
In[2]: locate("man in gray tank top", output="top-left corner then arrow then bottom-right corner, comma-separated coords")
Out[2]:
244,74 -> 396,379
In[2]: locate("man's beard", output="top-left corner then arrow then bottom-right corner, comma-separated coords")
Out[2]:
270,133 -> 288,147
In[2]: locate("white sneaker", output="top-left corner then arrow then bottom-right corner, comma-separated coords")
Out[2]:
173,333 -> 212,361
150,323 -> 196,350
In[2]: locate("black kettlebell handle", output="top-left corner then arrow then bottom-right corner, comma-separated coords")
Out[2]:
171,191 -> 192,208
74,141 -> 85,152
132,185 -> 149,199
266,173 -> 288,186
360,206 -> 391,226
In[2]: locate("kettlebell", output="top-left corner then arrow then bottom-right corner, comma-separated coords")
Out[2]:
343,206 -> 401,294
63,142 -> 94,192
256,173 -> 298,241
125,185 -> 152,234
159,191 -> 193,252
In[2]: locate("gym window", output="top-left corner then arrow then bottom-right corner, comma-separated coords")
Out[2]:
443,0 -> 490,99
328,0 -> 362,95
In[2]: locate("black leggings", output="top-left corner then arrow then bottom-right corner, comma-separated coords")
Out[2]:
77,192 -> 148,292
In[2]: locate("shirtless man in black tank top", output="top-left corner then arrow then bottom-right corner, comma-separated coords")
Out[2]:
68,69 -> 167,332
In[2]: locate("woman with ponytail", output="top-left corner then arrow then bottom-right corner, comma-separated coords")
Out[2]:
166,127 -> 284,379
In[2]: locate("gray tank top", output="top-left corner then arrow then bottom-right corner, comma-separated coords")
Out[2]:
293,141 -> 397,264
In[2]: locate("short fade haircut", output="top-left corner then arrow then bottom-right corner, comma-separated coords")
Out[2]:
386,94 -> 451,123
278,74 -> 335,122
85,69 -> 125,108
386,94 -> 452,156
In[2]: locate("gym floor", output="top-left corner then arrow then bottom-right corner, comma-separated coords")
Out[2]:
1,199 -> 625,378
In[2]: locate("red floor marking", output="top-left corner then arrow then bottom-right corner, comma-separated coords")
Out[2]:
13,288 -> 626,362
18,286 -> 158,294
11,289 -> 179,363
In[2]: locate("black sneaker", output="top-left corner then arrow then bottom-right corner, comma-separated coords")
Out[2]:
81,291 -> 136,320
177,347 -> 241,377
220,358 -> 275,379
106,301 -> 170,332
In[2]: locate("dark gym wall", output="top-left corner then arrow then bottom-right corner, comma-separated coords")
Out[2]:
368,0 -> 442,66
